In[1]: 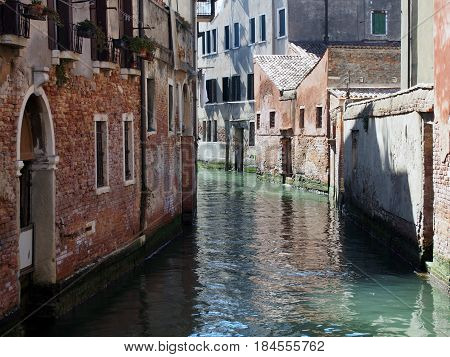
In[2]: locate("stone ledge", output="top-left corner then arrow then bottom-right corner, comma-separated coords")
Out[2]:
120,68 -> 141,80
0,34 -> 28,49
344,84 -> 434,121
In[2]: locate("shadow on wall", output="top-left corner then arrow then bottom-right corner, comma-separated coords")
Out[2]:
343,101 -> 431,268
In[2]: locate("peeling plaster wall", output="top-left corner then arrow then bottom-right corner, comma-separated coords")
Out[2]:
343,86 -> 434,266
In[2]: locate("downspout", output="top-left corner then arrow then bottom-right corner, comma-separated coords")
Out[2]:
192,0 -> 198,216
324,0 -> 329,43
139,0 -> 148,232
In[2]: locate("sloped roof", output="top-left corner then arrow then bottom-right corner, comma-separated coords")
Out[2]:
254,54 -> 320,91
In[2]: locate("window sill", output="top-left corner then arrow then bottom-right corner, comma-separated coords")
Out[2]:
147,130 -> 157,136
257,40 -> 267,45
124,179 -> 135,187
0,34 -> 28,49
52,50 -> 80,65
277,35 -> 287,40
96,186 -> 111,195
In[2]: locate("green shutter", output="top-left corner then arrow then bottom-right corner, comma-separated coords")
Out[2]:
372,12 -> 387,35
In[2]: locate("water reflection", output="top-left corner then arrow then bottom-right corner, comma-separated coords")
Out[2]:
18,170 -> 450,337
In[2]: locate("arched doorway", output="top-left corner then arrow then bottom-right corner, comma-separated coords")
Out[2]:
17,89 -> 57,287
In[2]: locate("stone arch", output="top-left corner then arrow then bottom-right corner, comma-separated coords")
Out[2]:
16,86 -> 57,286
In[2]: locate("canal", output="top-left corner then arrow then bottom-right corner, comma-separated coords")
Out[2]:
19,170 -> 450,337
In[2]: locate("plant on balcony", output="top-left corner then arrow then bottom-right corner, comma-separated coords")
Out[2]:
126,36 -> 157,61
76,19 -> 106,49
176,14 -> 191,32
23,0 -> 62,26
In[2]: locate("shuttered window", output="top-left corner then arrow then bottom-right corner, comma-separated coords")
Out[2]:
372,11 -> 387,35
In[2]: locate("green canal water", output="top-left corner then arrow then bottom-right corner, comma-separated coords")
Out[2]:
20,170 -> 450,336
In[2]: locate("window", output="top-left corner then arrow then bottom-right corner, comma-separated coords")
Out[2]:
299,107 -> 305,129
147,79 -> 155,132
278,8 -> 286,38
259,14 -> 266,42
223,77 -> 231,102
316,106 -> 323,128
95,116 -> 108,190
249,18 -> 256,44
270,112 -> 275,128
372,11 -> 387,35
256,113 -> 261,129
202,121 -> 207,141
206,30 -> 211,54
213,120 -> 218,142
249,122 -> 255,146
224,25 -> 231,50
231,75 -> 241,101
206,79 -> 217,103
212,29 -> 217,53
207,121 -> 212,142
233,22 -> 240,48
123,114 -> 134,183
247,73 -> 254,100
201,33 -> 206,55
352,130 -> 359,171
169,83 -> 174,132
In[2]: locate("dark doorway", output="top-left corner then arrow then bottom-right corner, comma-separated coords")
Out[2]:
281,138 -> 292,183
234,128 -> 244,172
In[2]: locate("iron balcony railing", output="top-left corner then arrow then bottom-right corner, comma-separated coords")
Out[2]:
94,38 -> 120,63
0,1 -> 30,38
196,0 -> 216,20
57,23 -> 83,54
119,48 -> 138,69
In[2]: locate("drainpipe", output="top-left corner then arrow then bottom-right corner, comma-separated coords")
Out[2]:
139,0 -> 148,232
192,0 -> 198,215
407,0 -> 412,88
324,0 -> 329,43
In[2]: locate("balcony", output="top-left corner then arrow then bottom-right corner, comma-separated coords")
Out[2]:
119,48 -> 140,79
0,1 -> 30,48
52,24 -> 83,63
92,39 -> 120,73
196,0 -> 216,22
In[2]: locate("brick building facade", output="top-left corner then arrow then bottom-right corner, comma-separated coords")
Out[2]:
0,0 -> 199,325
254,43 -> 400,191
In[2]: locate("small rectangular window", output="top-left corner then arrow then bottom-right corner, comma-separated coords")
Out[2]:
260,14 -> 266,42
256,114 -> 261,130
299,107 -> 305,129
213,120 -> 218,142
233,22 -> 240,48
123,115 -> 134,183
212,29 -> 217,53
147,79 -> 155,132
249,121 -> 255,147
202,120 -> 207,141
206,30 -> 211,53
278,8 -> 286,38
95,119 -> 108,188
169,84 -> 174,132
201,33 -> 206,55
247,73 -> 254,100
372,11 -> 387,35
223,77 -> 231,102
249,18 -> 256,44
316,106 -> 323,129
207,121 -> 212,142
231,75 -> 241,101
270,111 -> 275,128
224,25 -> 230,50
206,79 -> 217,103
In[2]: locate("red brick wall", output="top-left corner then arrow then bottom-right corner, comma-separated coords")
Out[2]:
433,0 -> 450,278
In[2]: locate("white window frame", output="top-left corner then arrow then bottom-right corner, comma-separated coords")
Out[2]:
168,79 -> 175,135
259,14 -> 267,43
370,10 -> 388,36
249,17 -> 256,46
94,114 -> 110,195
233,22 -> 240,49
122,113 -> 135,186
277,7 -> 287,39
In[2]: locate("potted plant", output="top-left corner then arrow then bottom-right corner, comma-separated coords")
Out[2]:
76,20 -> 105,49
127,36 -> 156,60
23,0 -> 62,25
23,0 -> 46,20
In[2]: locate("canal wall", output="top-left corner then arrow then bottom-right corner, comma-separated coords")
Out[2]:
343,85 -> 434,268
